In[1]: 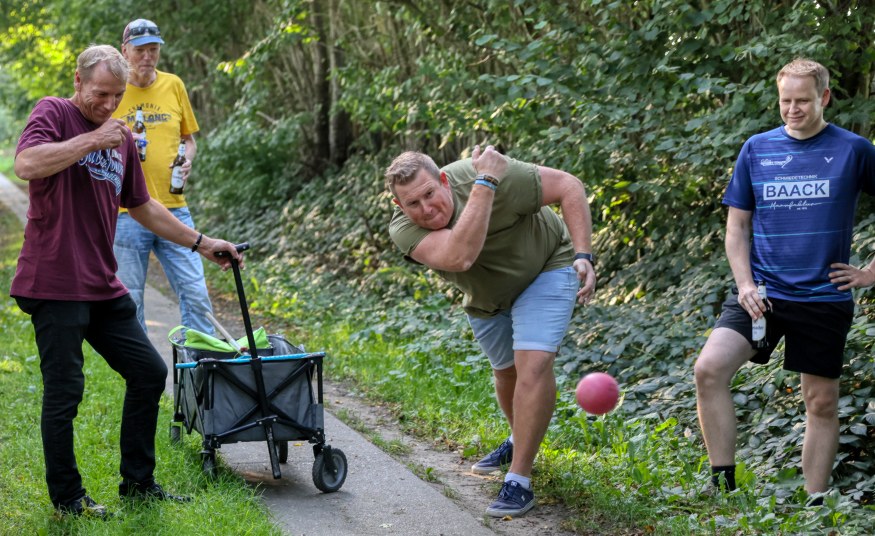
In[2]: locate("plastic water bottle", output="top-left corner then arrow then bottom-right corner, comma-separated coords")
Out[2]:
751,280 -> 767,349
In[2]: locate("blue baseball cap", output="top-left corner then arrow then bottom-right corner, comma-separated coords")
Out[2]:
123,19 -> 165,46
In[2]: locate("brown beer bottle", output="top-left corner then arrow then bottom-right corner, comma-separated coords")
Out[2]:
169,140 -> 186,194
133,106 -> 147,161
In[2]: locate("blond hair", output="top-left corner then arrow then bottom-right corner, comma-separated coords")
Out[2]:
776,58 -> 829,94
77,45 -> 129,82
385,151 -> 441,197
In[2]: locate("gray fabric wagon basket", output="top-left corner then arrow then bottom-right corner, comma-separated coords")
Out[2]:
170,329 -> 347,491
172,333 -> 324,443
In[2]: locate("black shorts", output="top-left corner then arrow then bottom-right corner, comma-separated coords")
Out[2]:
714,290 -> 855,379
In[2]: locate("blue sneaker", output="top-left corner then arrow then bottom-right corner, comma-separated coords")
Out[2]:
486,481 -> 536,517
471,438 -> 513,474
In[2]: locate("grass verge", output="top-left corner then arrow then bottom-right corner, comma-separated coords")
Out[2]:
0,207 -> 283,535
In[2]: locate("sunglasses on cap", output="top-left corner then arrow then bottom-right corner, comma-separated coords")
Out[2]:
124,24 -> 161,42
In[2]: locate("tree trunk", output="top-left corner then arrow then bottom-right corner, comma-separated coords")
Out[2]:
311,0 -> 331,168
329,0 -> 352,167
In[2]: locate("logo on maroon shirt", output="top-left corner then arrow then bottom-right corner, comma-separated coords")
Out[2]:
78,148 -> 124,195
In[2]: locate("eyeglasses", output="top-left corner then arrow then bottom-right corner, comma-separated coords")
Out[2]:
124,24 -> 161,42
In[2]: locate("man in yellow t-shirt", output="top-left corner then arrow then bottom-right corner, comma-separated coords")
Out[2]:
112,18 -> 214,334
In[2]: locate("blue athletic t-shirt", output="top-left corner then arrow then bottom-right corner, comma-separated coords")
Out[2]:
723,124 -> 875,302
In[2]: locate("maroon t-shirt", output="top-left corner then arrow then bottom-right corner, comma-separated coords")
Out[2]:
11,97 -> 151,300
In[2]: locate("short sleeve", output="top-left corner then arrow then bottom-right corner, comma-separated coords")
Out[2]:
388,207 -> 430,258
120,132 -> 151,209
723,139 -> 755,210
857,138 -> 875,196
176,79 -> 199,136
16,98 -> 63,155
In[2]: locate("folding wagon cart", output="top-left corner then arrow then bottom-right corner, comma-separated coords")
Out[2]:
169,243 -> 348,492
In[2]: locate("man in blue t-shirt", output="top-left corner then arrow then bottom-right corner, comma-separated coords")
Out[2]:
694,58 -> 875,504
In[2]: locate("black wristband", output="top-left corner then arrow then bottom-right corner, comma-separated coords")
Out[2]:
191,232 -> 203,252
573,252 -> 595,266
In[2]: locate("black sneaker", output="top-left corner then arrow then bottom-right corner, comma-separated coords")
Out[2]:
56,495 -> 111,518
471,438 -> 513,474
119,481 -> 191,503
485,480 -> 536,517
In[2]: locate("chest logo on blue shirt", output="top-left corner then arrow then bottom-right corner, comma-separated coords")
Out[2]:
78,148 -> 124,195
760,155 -> 793,168
763,180 -> 829,200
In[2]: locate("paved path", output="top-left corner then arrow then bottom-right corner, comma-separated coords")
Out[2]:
0,171 -> 496,536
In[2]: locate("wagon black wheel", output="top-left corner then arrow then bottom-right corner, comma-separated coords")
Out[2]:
169,423 -> 181,444
312,448 -> 347,493
203,453 -> 217,478
276,441 -> 288,463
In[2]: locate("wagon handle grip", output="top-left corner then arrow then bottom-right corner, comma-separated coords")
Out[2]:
214,242 -> 250,258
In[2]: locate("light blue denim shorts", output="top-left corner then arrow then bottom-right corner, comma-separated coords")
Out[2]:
467,266 -> 577,370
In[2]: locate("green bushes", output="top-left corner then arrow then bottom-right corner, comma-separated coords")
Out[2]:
192,111 -> 310,240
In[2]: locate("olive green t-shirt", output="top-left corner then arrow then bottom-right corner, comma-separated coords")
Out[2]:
388,157 -> 573,317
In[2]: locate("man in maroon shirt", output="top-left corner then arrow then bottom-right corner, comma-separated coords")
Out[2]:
11,44 -> 241,518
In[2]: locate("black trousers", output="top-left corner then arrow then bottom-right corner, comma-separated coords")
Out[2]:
15,295 -> 167,507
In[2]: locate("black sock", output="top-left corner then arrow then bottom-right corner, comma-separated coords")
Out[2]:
710,465 -> 736,491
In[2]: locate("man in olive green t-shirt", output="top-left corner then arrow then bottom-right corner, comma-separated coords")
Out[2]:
386,145 -> 596,518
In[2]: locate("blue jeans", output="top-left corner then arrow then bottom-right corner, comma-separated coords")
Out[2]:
468,266 -> 577,370
114,207 -> 214,334
14,295 -> 167,508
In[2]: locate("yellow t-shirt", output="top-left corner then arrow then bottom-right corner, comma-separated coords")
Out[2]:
113,70 -> 199,209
